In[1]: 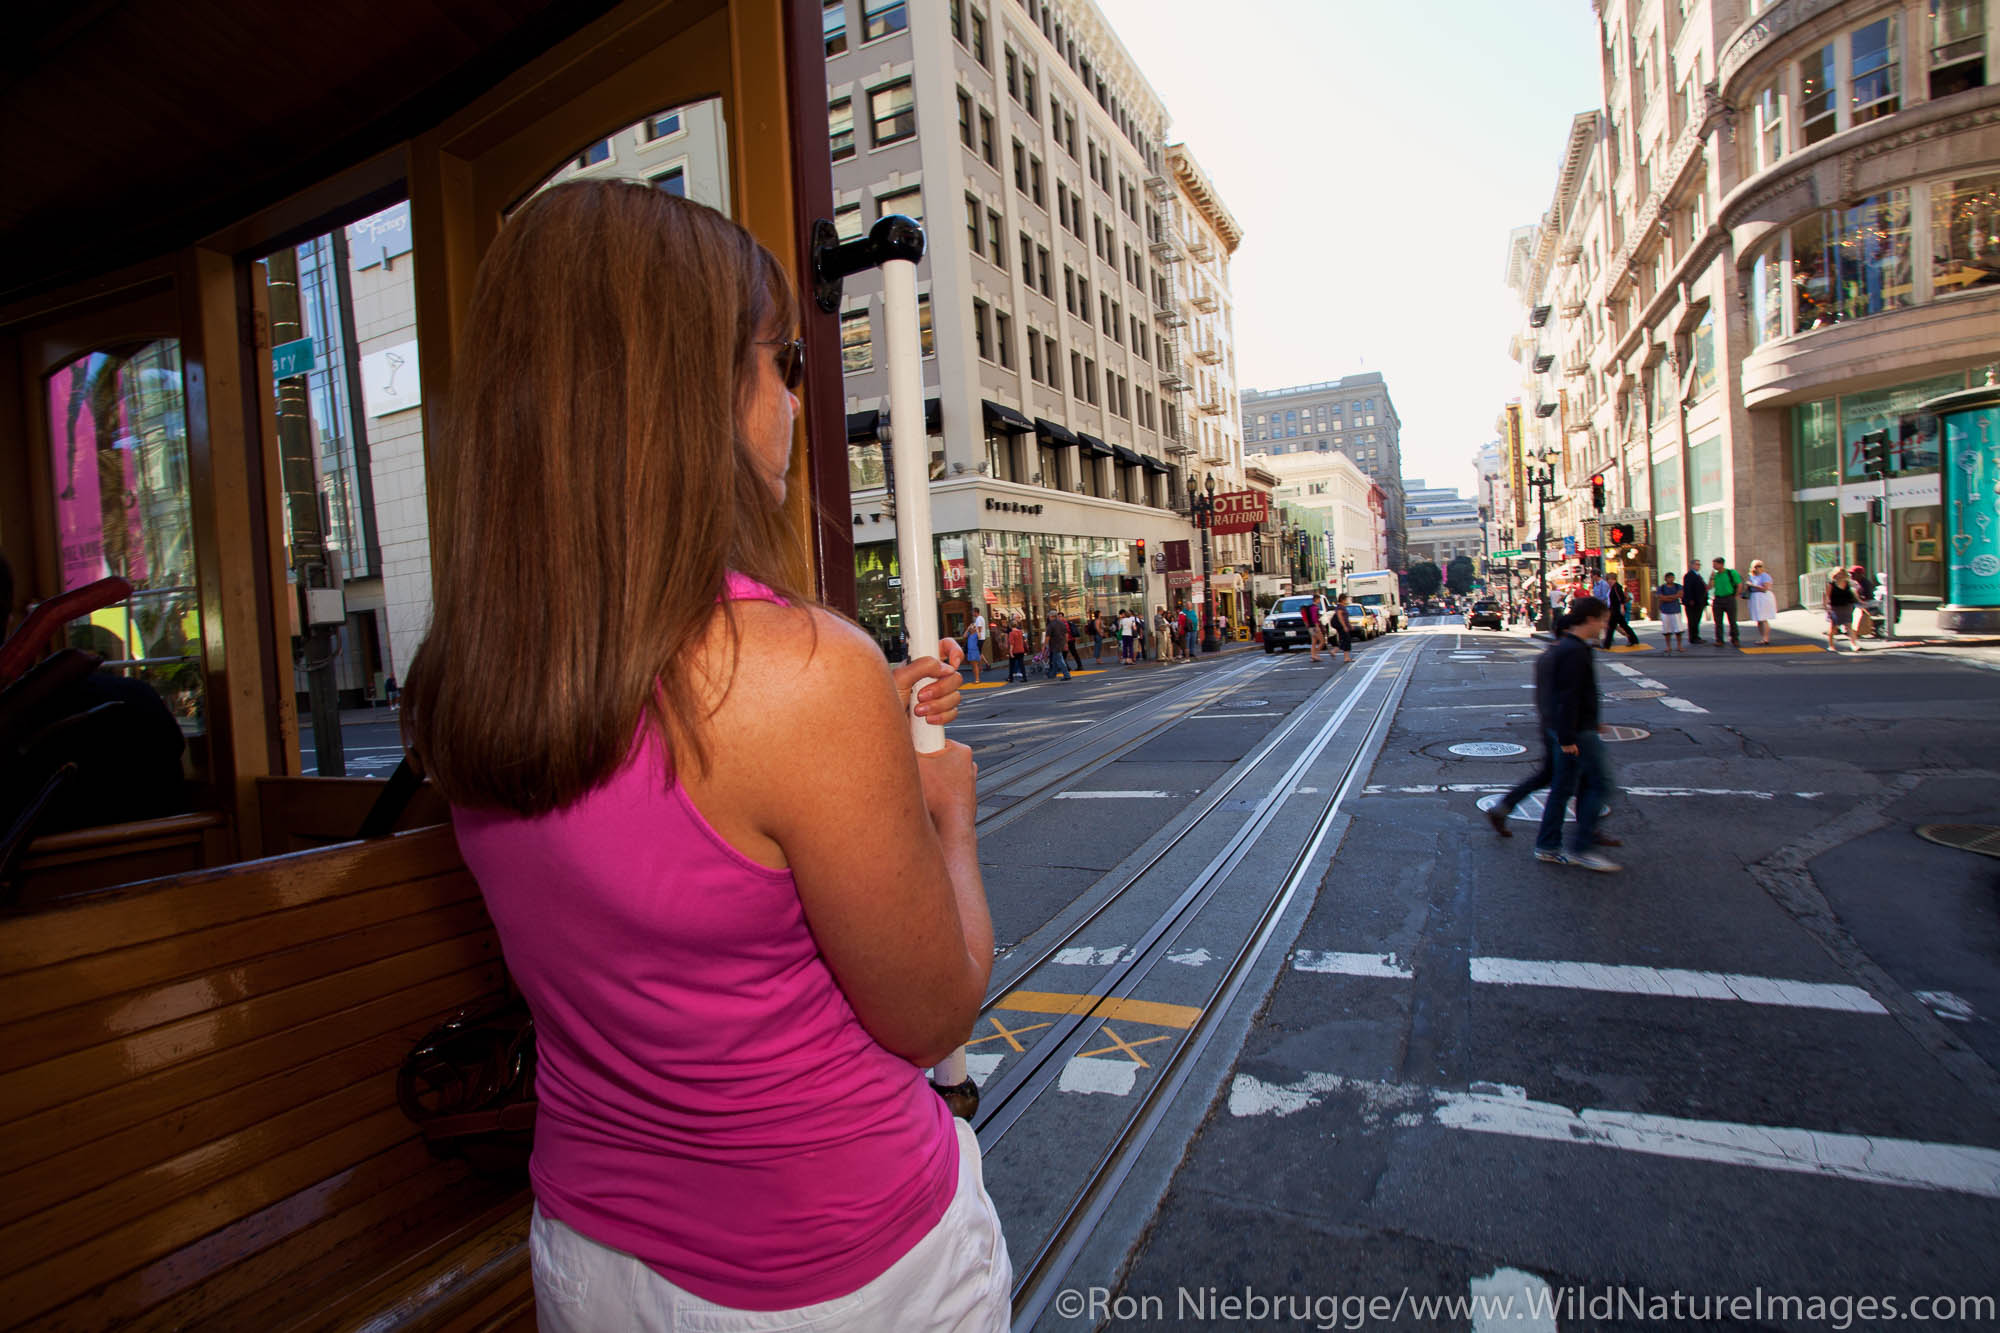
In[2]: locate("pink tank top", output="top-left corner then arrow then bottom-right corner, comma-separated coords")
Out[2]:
452,573 -> 956,1309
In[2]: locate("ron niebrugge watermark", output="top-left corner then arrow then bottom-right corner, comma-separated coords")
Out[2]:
1048,1285 -> 1998,1330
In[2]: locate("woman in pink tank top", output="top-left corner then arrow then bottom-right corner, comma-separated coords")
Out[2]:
401,182 -> 1007,1330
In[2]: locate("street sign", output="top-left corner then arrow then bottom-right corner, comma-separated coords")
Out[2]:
271,336 -> 316,379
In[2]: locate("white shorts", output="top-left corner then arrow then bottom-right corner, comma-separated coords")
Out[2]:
1660,610 -> 1686,634
530,1119 -> 1010,1333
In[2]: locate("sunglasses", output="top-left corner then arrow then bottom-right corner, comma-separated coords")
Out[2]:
759,337 -> 805,391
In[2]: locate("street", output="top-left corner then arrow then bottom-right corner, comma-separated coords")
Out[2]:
939,616 -> 2000,1330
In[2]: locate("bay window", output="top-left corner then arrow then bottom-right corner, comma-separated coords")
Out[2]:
1799,44 -> 1837,145
1931,172 -> 2000,296
1849,16 -> 1900,125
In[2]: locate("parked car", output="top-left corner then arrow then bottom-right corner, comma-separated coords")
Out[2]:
1345,603 -> 1378,639
1261,594 -> 1324,653
1465,599 -> 1503,630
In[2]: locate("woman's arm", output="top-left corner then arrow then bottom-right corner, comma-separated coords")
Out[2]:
701,604 -> 991,1067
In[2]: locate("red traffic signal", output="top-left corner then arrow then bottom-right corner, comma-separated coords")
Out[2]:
1606,522 -> 1636,546
1590,474 -> 1607,511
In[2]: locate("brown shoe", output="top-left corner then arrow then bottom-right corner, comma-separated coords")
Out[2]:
1486,808 -> 1513,838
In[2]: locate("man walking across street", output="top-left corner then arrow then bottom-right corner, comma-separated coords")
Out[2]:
1681,562 -> 1708,644
1708,556 -> 1742,647
1007,618 -> 1027,682
1533,596 -> 1620,872
1600,574 -> 1640,648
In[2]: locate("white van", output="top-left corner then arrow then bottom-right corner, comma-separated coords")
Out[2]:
1345,569 -> 1402,632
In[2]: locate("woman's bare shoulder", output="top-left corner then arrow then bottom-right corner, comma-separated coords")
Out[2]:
708,600 -> 897,723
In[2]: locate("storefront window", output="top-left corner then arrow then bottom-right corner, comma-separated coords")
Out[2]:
848,437 -> 886,490
1838,373 -> 1962,479
1931,171 -> 2000,298
1687,437 -> 1723,508
1750,239 -> 1785,347
1795,398 -> 1839,487
1797,498 -> 1844,577
1654,515 -> 1684,578
1652,450 -> 1682,517
44,341 -> 207,738
1690,509 -> 1727,566
1690,309 -> 1716,401
1791,212 -> 1832,331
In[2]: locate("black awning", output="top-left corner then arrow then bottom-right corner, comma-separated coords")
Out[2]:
845,409 -> 880,440
1034,417 -> 1078,446
1112,444 -> 1143,467
982,400 -> 1034,434
926,398 -> 943,432
1140,454 -> 1170,474
1078,433 -> 1114,457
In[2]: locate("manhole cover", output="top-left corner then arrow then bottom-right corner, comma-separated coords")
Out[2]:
1601,725 -> 1651,742
1449,741 -> 1526,757
1916,824 -> 2000,859
1477,792 -> 1612,824
1608,689 -> 1665,700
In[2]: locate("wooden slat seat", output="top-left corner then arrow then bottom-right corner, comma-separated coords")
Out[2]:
9,812 -> 233,908
0,825 -> 534,1331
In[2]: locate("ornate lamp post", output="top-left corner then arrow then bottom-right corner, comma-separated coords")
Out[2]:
1191,471 -> 1220,652
1338,555 -> 1354,599
1526,453 -> 1557,630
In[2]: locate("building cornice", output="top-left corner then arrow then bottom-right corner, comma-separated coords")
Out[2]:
1719,85 -> 2000,230
1167,143 -> 1244,252
1718,0 -> 1858,104
1061,0 -> 1172,135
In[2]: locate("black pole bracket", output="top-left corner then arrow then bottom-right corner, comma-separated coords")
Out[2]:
810,215 -> 927,314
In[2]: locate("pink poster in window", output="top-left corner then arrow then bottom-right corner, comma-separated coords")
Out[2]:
47,354 -> 148,592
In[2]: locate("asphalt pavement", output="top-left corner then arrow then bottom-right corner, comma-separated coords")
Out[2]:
1104,617 -> 2000,1330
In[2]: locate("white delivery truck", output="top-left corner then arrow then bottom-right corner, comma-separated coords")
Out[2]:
1345,569 -> 1403,633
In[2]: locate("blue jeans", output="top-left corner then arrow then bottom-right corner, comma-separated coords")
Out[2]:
1535,728 -> 1611,854
1048,647 -> 1070,679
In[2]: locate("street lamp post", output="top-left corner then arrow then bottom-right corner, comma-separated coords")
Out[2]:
1526,454 -> 1557,630
1191,472 -> 1220,652
1338,556 -> 1354,600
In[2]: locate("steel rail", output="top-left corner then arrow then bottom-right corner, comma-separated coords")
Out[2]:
974,639 -> 1413,1140
1005,637 -> 1422,1328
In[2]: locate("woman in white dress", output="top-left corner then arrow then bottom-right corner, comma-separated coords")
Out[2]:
1745,559 -> 1778,644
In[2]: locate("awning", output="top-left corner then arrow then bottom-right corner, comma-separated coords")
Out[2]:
1078,433 -> 1114,457
845,409 -> 880,440
1034,417 -> 1078,447
1140,454 -> 1169,474
925,397 -> 942,432
1112,444 -> 1143,466
982,400 -> 1034,434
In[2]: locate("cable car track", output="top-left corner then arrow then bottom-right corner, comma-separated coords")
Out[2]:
977,639 -> 1421,1328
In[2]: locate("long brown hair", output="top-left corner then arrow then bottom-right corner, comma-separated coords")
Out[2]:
403,180 -> 803,815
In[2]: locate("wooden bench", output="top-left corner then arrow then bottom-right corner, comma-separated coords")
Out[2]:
0,824 -> 534,1331
8,811 -> 233,908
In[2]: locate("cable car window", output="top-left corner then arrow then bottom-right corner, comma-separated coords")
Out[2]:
44,340 -> 209,770
518,98 -> 733,215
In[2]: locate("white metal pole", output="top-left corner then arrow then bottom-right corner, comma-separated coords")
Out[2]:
881,251 -> 965,1090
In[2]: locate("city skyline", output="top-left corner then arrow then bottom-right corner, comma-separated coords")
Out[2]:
1094,0 -> 1604,496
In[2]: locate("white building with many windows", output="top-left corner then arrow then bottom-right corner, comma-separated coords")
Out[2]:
825,0 -> 1216,648
1243,443 -> 1382,590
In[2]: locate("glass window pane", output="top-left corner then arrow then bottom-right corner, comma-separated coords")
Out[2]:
870,81 -> 915,145
1838,373 -> 1964,479
1690,509 -> 1727,566
1849,17 -> 1900,124
1931,171 -> 2000,297
1799,45 -> 1837,143
1688,436 -> 1724,509
1751,240 -> 1786,346
830,98 -> 855,160
45,340 -> 208,740
842,309 -> 873,372
823,0 -> 847,55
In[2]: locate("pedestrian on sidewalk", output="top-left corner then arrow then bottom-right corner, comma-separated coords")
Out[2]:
1600,575 -> 1640,649
1533,596 -> 1620,872
1824,567 -> 1864,652
1153,607 -> 1171,664
1184,605 -> 1200,659
1007,619 -> 1027,682
1177,606 -> 1195,661
1681,563 -> 1708,643
1087,611 -> 1105,664
1117,610 -> 1136,665
966,610 -> 985,685
1656,571 -> 1686,654
1708,557 -> 1742,647
1045,611 -> 1072,680
1746,559 -> 1777,645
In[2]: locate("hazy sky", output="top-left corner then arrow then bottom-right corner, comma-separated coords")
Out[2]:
1094,0 -> 1604,498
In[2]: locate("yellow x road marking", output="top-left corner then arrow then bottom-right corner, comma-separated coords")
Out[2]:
1077,1024 -> 1172,1067
969,1014 -> 1051,1053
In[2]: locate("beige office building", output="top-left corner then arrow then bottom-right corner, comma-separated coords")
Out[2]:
1512,0 -> 1999,613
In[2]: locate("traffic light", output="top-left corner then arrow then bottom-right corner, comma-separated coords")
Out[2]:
1867,496 -> 1887,525
1135,538 -> 1147,567
1606,522 -> 1636,546
1591,474 -> 1606,511
1858,431 -> 1891,480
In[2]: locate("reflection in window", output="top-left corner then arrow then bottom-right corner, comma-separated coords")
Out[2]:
849,438 -> 885,490
1849,17 -> 1900,124
863,0 -> 907,41
1750,240 -> 1785,347
870,80 -> 915,146
1690,310 -> 1716,401
651,167 -> 686,197
45,341 -> 207,735
576,139 -> 611,168
875,186 -> 922,224
830,98 -> 855,161
1931,172 -> 2000,297
1930,0 -> 1987,99
835,202 -> 863,241
842,308 -> 873,373
521,98 -> 732,215
823,0 -> 846,56
1754,84 -> 1784,170
646,112 -> 683,141
918,293 -> 936,357
1799,44 -> 1837,145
